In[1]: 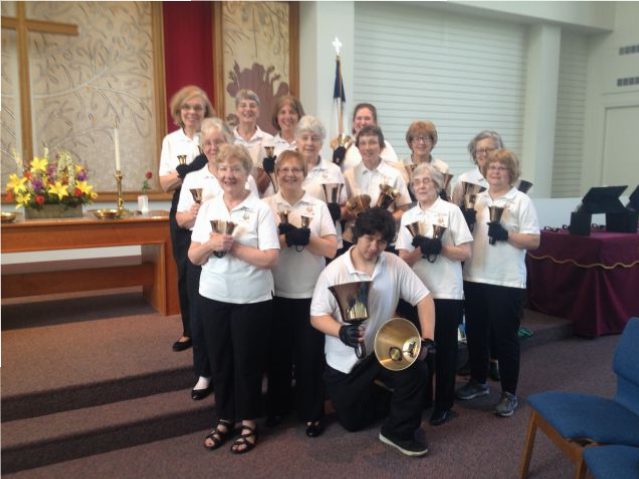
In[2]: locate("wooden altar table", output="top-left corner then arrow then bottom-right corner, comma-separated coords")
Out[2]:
1,213 -> 179,316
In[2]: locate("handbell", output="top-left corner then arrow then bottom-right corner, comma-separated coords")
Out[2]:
330,133 -> 353,150
264,145 -> 275,158
210,220 -> 236,258
322,183 -> 343,203
346,194 -> 372,216
518,179 -> 533,194
442,173 -> 454,191
376,184 -> 400,210
374,318 -> 422,371
190,188 -> 203,204
329,281 -> 371,359
405,221 -> 426,238
432,224 -> 447,240
300,215 -> 311,229
488,205 -> 505,246
461,182 -> 486,209
278,210 -> 290,225
177,155 -> 187,165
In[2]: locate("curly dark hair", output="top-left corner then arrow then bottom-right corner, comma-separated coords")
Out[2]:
352,208 -> 396,244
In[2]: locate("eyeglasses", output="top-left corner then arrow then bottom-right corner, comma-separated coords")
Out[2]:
411,136 -> 432,144
476,147 -> 496,155
412,177 -> 433,187
181,104 -> 204,112
278,167 -> 304,175
487,165 -> 508,172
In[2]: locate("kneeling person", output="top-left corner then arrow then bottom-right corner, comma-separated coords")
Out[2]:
310,208 -> 436,457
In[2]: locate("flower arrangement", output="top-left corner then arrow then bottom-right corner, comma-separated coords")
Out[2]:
5,148 -> 97,210
141,170 -> 153,194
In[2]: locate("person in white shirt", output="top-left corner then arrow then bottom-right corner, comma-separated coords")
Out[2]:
342,125 -> 411,245
263,150 -> 337,438
296,115 -> 348,247
396,163 -> 473,426
400,121 -> 451,199
189,144 -> 279,454
456,149 -> 540,418
339,103 -> 398,171
310,207 -> 436,457
271,95 -> 305,157
232,89 -> 274,197
175,118 -> 256,402
158,85 -> 214,353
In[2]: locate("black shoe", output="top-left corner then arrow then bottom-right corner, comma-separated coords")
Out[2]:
191,385 -> 212,401
305,420 -> 324,438
429,408 -> 457,426
265,415 -> 283,428
172,337 -> 192,352
379,431 -> 428,457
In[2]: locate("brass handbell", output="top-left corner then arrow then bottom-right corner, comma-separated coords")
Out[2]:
210,220 -> 236,258
518,179 -> 533,194
329,281 -> 371,359
374,318 -> 422,371
330,133 -> 353,151
442,173 -> 454,191
177,155 -> 187,165
376,184 -> 400,210
264,145 -> 275,158
190,188 -> 203,204
405,221 -> 426,238
346,194 -> 372,216
278,210 -> 290,225
300,215 -> 311,228
432,224 -> 447,240
488,205 -> 505,245
461,182 -> 486,210
322,183 -> 343,203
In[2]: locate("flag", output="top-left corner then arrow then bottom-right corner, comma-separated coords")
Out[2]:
333,58 -> 346,103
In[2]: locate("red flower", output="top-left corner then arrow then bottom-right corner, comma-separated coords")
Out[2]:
145,170 -> 153,180
74,188 -> 83,197
25,171 -> 33,180
35,195 -> 45,205
6,191 -> 14,202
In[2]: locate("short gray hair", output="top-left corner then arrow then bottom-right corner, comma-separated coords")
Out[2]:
467,130 -> 504,161
412,162 -> 444,193
200,118 -> 233,147
295,115 -> 326,141
235,89 -> 260,108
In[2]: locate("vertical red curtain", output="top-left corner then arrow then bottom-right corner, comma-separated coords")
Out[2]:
162,2 -> 214,133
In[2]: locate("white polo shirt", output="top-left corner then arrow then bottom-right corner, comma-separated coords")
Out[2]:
310,249 -> 430,374
273,133 -> 296,157
264,192 -> 337,299
159,129 -> 201,176
451,167 -> 487,206
341,139 -> 398,171
396,198 -> 473,300
191,192 -> 280,303
177,165 -> 259,230
463,188 -> 540,289
343,160 -> 411,242
233,126 -> 274,168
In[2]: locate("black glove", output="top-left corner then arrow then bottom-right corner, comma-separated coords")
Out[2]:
176,154 -> 207,179
418,338 -> 437,361
339,324 -> 361,348
462,208 -> 477,230
488,222 -> 509,242
327,202 -> 341,222
278,222 -> 295,235
333,146 -> 346,166
262,156 -> 276,174
285,226 -> 310,247
411,235 -> 442,256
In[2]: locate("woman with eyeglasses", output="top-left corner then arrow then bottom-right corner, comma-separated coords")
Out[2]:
263,149 -> 337,437
401,121 -> 450,186
396,163 -> 473,426
455,149 -> 540,418
159,85 -> 215,353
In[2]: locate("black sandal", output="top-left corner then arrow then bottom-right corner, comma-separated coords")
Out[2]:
230,424 -> 258,454
203,419 -> 234,451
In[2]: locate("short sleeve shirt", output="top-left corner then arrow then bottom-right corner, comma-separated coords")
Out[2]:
159,129 -> 201,176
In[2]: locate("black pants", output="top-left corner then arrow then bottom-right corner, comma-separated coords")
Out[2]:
200,297 -> 272,421
324,355 -> 427,441
463,281 -> 524,394
169,210 -> 191,338
186,261 -> 210,378
266,297 -> 325,422
396,298 -> 462,410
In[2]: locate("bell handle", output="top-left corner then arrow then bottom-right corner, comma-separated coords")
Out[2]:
355,342 -> 366,359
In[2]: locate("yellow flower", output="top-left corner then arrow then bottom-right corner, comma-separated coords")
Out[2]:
30,156 -> 48,174
15,191 -> 32,207
75,180 -> 93,196
6,174 -> 28,194
48,180 -> 69,200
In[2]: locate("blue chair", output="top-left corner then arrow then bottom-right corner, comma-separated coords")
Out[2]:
519,317 -> 639,479
583,445 -> 639,479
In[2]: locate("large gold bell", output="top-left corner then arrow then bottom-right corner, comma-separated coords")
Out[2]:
374,318 -> 422,371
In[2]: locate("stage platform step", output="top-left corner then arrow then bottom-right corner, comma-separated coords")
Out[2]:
1,291 -> 573,473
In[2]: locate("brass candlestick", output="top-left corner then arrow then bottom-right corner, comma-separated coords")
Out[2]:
115,170 -> 124,214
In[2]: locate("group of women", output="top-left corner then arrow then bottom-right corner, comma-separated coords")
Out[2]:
159,85 -> 540,454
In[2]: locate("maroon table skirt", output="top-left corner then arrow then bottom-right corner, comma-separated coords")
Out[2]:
526,230 -> 639,337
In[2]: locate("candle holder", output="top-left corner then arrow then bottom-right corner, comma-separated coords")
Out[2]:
114,170 -> 132,218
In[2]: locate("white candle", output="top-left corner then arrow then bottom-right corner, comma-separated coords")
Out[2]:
114,127 -> 121,171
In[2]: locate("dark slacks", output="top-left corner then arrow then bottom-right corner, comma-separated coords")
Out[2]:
396,298 -> 462,410
200,297 -> 272,421
169,208 -> 191,338
266,296 -> 325,422
463,281 -> 524,394
324,355 -> 427,441
186,261 -> 210,378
